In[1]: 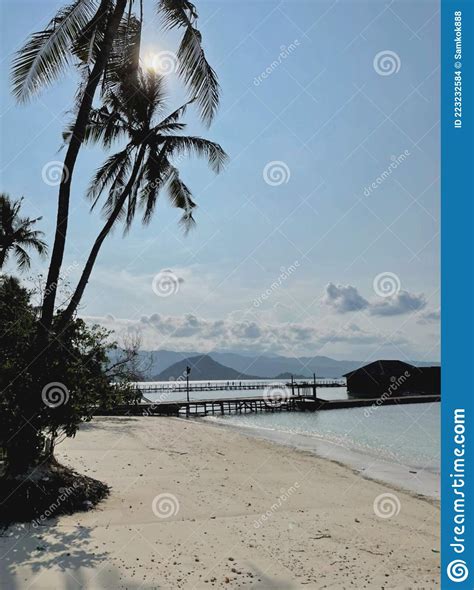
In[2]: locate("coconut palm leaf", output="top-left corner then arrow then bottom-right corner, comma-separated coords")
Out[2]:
0,194 -> 48,271
12,246 -> 32,270
166,167 -> 196,233
11,0 -> 100,102
63,105 -> 128,147
164,135 -> 227,173
87,147 -> 133,207
19,234 -> 48,255
154,97 -> 194,131
156,0 -> 220,125
105,12 -> 142,90
138,148 -> 173,226
72,0 -> 110,64
176,25 -> 219,126
157,0 -> 198,28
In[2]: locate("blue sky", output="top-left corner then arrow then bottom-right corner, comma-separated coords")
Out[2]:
0,0 -> 440,361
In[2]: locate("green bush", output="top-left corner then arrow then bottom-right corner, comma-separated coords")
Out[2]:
0,275 -> 140,476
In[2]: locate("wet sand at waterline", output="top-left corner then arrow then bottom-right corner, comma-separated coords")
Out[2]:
0,417 -> 440,589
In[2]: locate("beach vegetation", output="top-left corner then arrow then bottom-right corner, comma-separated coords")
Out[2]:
0,275 -> 141,524
0,194 -> 48,271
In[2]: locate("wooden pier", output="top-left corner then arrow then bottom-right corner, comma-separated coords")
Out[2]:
137,379 -> 346,396
97,393 -> 440,418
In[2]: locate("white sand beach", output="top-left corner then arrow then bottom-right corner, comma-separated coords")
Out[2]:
0,416 -> 440,589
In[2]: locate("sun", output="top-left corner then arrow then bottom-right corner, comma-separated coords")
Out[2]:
142,52 -> 159,71
142,51 -> 178,76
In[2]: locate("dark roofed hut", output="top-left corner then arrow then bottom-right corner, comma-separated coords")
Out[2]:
412,366 -> 441,396
343,360 -> 440,398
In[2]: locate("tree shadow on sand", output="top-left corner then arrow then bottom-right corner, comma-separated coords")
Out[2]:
0,521 -> 150,589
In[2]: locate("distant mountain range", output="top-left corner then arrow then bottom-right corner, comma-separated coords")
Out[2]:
154,355 -> 261,381
129,349 -> 439,381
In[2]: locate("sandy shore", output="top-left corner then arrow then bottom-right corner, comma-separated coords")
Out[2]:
0,416 -> 440,589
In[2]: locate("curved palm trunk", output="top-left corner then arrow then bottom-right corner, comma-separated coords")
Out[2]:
39,0 -> 128,336
58,148 -> 146,329
58,197 -> 126,328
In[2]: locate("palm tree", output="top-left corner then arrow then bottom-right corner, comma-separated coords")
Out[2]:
11,0 -> 220,335
12,0 -> 130,333
0,194 -> 48,271
57,68 -> 226,329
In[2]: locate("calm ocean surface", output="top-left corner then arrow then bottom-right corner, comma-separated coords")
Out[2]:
141,381 -> 440,497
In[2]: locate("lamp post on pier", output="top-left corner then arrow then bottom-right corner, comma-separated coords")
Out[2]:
186,365 -> 191,403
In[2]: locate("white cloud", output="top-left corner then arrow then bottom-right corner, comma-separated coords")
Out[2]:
417,307 -> 440,324
370,290 -> 426,316
322,283 -> 427,317
321,283 -> 369,313
83,312 -> 407,356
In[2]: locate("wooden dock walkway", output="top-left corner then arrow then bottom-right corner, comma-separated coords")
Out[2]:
97,393 -> 440,418
137,379 -> 346,395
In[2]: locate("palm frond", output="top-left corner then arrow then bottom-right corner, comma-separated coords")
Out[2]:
87,147 -> 133,207
157,0 -> 198,28
123,170 -> 143,231
154,97 -> 194,131
19,234 -> 48,256
104,13 -> 142,91
0,194 -> 48,270
64,105 -> 128,147
101,158 -> 133,223
139,145 -> 172,224
165,135 -> 227,173
166,167 -> 196,233
156,0 -> 220,125
13,245 -> 32,270
156,121 -> 187,134
141,69 -> 167,121
11,0 -> 100,102
72,0 -> 110,64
